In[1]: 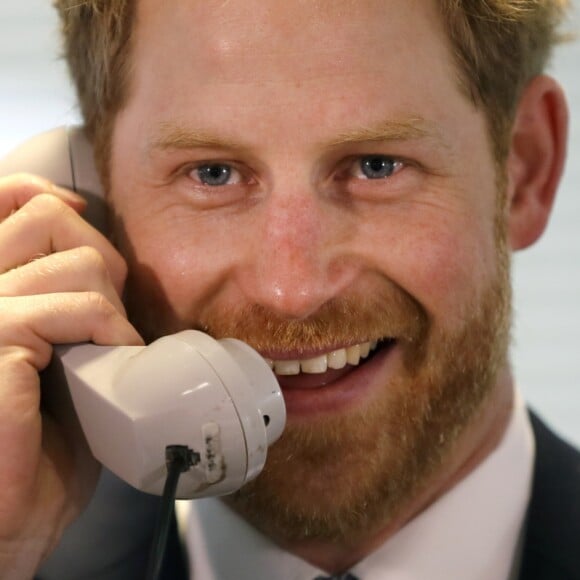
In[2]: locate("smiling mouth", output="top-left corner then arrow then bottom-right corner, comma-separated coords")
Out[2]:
265,338 -> 394,376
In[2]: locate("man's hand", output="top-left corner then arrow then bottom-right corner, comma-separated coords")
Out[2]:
0,174 -> 143,578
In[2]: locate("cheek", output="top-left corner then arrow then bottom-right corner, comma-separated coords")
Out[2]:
358,206 -> 498,328
115,204 -> 238,316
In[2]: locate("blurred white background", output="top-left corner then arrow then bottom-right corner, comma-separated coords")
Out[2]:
0,2 -> 579,445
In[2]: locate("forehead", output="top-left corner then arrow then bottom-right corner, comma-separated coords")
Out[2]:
133,0 -> 454,87
122,0 -> 479,158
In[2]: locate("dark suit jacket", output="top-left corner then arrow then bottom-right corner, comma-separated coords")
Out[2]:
519,413 -> 580,580
38,412 -> 579,579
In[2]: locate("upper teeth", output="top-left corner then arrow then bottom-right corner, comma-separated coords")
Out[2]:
266,340 -> 379,375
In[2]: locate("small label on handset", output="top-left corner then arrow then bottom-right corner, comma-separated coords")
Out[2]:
202,422 -> 225,483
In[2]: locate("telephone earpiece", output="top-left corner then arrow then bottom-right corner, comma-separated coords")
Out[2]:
0,126 -> 107,231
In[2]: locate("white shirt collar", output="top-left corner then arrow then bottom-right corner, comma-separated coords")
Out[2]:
183,391 -> 534,580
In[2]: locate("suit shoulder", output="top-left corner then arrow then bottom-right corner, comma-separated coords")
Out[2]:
519,411 -> 580,580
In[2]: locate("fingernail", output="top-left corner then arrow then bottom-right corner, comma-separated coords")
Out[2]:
51,184 -> 87,205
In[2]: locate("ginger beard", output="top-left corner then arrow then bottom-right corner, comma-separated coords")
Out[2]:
115,198 -> 511,544
223,264 -> 511,544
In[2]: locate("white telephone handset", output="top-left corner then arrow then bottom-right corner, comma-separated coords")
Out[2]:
0,127 -> 285,498
0,126 -> 108,231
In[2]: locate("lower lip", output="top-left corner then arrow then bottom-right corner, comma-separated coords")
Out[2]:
278,342 -> 399,419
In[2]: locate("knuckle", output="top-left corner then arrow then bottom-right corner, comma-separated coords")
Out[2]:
0,299 -> 52,368
74,246 -> 125,292
84,291 -> 128,338
13,193 -> 78,232
7,193 -> 70,229
98,247 -> 128,291
26,192 -> 69,216
74,245 -> 108,276
85,291 -> 116,317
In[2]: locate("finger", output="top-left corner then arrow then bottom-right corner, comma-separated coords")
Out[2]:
0,353 -> 100,540
0,246 -> 127,316
0,293 -> 144,370
0,173 -> 86,219
0,194 -> 127,294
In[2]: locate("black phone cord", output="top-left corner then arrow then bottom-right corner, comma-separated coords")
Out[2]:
145,445 -> 195,580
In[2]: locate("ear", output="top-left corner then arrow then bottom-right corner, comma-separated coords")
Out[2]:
505,75 -> 568,250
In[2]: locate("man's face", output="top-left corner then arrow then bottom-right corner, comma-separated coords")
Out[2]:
109,0 -> 511,542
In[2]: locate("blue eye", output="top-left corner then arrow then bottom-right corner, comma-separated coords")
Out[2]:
195,164 -> 234,186
358,156 -> 399,179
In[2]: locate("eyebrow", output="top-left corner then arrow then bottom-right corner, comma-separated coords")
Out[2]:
325,117 -> 448,149
148,116 -> 449,154
148,123 -> 250,153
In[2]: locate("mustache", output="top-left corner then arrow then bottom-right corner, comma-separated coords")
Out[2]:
194,285 -> 429,355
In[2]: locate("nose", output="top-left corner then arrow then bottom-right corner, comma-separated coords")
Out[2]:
235,190 -> 359,319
